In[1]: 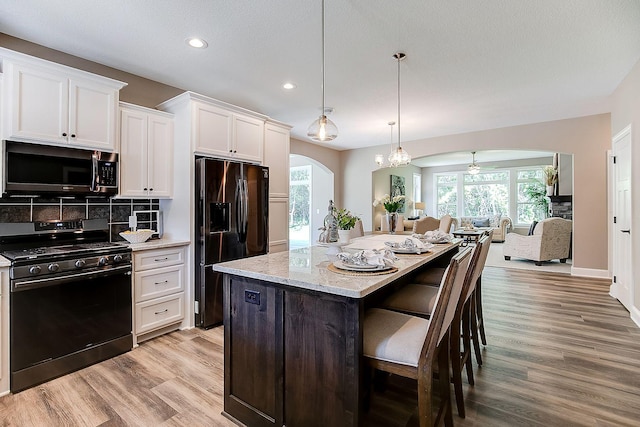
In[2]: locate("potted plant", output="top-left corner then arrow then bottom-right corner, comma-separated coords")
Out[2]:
335,208 -> 360,244
543,166 -> 557,196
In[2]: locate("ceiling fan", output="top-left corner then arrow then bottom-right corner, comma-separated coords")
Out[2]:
467,151 -> 495,174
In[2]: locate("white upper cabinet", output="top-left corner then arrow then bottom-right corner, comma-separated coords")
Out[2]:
263,121 -> 291,199
192,100 -> 264,162
160,91 -> 266,163
119,103 -> 174,198
0,49 -> 126,151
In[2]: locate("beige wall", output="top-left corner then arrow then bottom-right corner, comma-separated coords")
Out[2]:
0,33 -> 183,108
372,165 -> 421,231
610,57 -> 640,319
290,137 -> 342,208
342,114 -> 611,273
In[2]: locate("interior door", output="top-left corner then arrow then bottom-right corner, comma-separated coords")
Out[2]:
612,126 -> 632,311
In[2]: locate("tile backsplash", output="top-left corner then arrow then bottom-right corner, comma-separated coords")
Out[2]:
0,197 -> 160,242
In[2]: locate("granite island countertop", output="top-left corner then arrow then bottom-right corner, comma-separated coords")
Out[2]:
213,235 -> 460,299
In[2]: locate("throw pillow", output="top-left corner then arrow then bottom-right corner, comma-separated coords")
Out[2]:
527,221 -> 538,235
472,218 -> 490,228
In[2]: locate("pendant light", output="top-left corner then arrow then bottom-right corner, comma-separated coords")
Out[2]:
387,52 -> 411,166
374,121 -> 396,167
307,0 -> 338,142
468,151 -> 480,175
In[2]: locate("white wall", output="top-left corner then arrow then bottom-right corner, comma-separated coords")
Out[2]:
610,57 -> 640,325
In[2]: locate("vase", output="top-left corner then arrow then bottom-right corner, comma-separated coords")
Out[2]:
338,229 -> 351,245
386,212 -> 398,234
546,185 -> 554,196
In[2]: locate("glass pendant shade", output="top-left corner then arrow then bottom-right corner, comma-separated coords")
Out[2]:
388,146 -> 411,167
374,154 -> 384,167
468,163 -> 480,174
307,115 -> 338,142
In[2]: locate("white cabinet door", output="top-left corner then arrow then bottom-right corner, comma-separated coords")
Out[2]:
269,198 -> 289,253
193,101 -> 233,157
119,107 -> 148,197
7,62 -> 68,143
147,113 -> 173,198
4,60 -> 120,150
69,78 -> 118,151
264,123 -> 290,198
119,104 -> 174,198
233,114 -> 264,163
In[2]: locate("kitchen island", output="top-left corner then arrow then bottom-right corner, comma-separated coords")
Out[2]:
213,236 -> 461,427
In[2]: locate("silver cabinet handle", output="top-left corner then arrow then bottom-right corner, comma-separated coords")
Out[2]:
154,309 -> 169,315
154,280 -> 169,285
154,257 -> 169,261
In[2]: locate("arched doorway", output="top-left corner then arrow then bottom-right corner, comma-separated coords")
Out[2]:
289,155 -> 334,248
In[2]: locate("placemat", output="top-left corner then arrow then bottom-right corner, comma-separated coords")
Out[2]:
327,263 -> 399,276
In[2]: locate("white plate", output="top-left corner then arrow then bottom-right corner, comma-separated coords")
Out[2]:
391,247 -> 430,254
333,260 -> 389,271
425,238 -> 451,244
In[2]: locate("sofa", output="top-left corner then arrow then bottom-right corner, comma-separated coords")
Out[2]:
502,217 -> 572,265
451,215 -> 512,242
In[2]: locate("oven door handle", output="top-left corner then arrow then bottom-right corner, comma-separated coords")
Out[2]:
11,265 -> 132,292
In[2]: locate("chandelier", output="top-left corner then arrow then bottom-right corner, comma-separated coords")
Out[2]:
307,0 -> 338,142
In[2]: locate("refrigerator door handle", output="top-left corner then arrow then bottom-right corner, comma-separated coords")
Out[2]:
237,178 -> 249,243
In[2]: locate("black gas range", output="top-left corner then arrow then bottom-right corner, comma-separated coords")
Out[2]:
0,219 -> 133,393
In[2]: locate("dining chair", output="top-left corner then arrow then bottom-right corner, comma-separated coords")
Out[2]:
438,214 -> 453,233
381,237 -> 490,418
412,216 -> 440,234
363,247 -> 472,427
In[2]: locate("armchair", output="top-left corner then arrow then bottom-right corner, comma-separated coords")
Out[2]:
503,217 -> 572,265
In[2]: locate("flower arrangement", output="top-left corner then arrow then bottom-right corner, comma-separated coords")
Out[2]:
373,194 -> 406,213
543,166 -> 557,186
335,208 -> 360,230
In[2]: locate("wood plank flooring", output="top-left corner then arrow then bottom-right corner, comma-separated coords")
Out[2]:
1,266 -> 639,426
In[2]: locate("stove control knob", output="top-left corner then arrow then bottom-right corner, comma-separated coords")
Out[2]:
98,256 -> 109,266
29,265 -> 42,275
113,254 -> 123,263
75,259 -> 86,268
48,263 -> 60,273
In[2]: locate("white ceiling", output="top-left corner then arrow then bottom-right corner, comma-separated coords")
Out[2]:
2,0 -> 640,152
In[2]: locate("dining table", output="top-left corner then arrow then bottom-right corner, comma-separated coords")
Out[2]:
213,234 -> 461,427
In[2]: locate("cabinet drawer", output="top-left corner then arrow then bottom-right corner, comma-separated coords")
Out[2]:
135,293 -> 184,334
134,247 -> 185,270
135,265 -> 184,303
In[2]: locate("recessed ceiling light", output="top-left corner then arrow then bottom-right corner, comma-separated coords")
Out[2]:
186,37 -> 208,49
283,82 -> 297,90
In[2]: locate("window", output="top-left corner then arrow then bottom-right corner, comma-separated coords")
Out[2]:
434,166 -> 550,226
289,166 -> 311,228
516,169 -> 547,224
436,174 -> 457,217
463,171 -> 509,216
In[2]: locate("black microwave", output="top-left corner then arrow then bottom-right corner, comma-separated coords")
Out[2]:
3,140 -> 118,197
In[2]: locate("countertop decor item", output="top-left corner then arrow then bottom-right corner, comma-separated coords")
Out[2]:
119,229 -> 154,244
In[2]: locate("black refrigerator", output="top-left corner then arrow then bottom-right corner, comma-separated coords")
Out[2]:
195,157 -> 269,328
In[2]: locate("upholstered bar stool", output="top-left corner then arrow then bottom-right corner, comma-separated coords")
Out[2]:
363,247 -> 472,427
382,236 -> 491,418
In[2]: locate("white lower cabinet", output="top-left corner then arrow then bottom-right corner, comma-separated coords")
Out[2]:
132,245 -> 186,344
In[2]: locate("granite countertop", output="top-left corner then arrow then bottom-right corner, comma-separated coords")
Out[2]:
125,238 -> 191,252
213,235 -> 460,299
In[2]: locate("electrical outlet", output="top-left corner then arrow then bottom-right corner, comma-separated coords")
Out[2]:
244,290 -> 260,305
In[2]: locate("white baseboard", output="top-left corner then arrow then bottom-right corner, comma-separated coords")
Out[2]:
631,306 -> 640,329
570,266 -> 611,279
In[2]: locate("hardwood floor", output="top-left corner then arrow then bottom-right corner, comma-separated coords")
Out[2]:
1,266 -> 639,426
